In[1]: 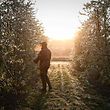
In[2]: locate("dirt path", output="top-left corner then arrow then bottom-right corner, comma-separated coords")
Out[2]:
32,61 -> 110,110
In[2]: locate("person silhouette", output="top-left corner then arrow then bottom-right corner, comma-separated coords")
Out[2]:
34,42 -> 52,93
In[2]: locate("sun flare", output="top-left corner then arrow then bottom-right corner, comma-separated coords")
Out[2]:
48,35 -> 74,40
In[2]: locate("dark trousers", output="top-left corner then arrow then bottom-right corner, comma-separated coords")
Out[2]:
40,69 -> 52,90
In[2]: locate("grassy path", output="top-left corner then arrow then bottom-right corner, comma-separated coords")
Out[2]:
31,61 -> 110,110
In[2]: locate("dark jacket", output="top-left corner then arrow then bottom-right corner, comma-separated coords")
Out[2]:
34,47 -> 51,70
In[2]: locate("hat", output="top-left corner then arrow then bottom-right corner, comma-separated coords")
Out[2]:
40,42 -> 47,46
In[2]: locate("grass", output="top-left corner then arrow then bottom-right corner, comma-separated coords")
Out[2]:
26,61 -> 110,110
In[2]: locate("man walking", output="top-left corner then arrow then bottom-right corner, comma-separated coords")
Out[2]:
34,42 -> 52,93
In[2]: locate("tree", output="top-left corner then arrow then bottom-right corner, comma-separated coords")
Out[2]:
73,0 -> 110,85
0,0 -> 44,109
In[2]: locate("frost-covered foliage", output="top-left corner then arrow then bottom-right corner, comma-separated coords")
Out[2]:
0,0 -> 44,109
73,0 -> 110,85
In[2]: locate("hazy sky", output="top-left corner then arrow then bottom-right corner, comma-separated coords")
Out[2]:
36,0 -> 91,40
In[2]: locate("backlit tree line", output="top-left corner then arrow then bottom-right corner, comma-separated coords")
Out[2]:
0,0 -> 44,109
73,0 -> 110,86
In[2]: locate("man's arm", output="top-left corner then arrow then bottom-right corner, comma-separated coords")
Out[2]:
33,52 -> 41,64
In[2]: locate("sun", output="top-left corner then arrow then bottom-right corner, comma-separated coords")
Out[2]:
43,22 -> 78,40
44,28 -> 76,40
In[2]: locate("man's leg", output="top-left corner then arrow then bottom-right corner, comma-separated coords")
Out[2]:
40,70 -> 47,92
45,69 -> 52,90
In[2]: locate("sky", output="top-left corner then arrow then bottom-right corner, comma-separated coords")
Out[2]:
36,0 -> 91,40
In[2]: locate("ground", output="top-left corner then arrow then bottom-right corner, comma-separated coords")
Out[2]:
27,61 -> 110,110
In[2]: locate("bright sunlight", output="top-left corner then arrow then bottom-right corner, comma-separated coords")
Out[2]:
36,0 -> 89,40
